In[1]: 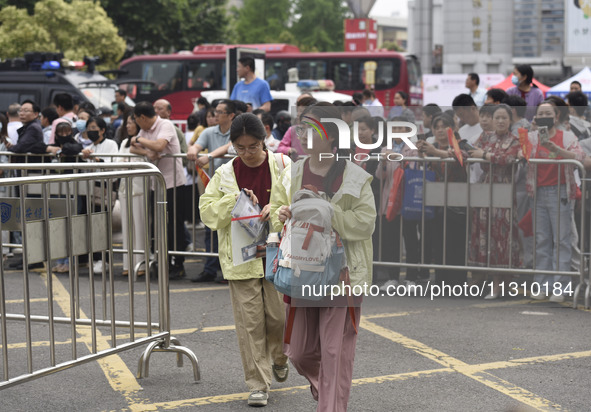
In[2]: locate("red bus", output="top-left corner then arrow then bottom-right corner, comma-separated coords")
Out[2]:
118,43 -> 422,120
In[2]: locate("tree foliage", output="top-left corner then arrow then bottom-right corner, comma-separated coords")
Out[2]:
289,0 -> 351,52
232,0 -> 350,51
232,0 -> 292,44
100,0 -> 229,54
0,0 -> 126,68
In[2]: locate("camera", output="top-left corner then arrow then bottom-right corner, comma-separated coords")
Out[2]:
458,139 -> 476,152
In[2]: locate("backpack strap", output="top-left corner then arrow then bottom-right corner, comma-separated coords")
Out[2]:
284,306 -> 297,344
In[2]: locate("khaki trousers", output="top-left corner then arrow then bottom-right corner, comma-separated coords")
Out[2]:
229,278 -> 288,392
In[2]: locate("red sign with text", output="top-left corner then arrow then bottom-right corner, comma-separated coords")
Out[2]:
345,18 -> 377,52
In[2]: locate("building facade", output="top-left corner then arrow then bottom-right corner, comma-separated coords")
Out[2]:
409,0 -> 569,82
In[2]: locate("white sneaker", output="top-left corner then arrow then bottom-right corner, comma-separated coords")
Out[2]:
247,390 -> 268,406
93,260 -> 103,275
185,243 -> 194,252
549,294 -> 565,303
379,279 -> 399,292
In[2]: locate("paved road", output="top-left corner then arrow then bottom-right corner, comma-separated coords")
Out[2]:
0,253 -> 590,411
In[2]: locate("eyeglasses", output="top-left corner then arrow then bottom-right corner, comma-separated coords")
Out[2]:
295,125 -> 314,138
233,143 -> 262,154
18,109 -> 34,114
214,110 -> 228,115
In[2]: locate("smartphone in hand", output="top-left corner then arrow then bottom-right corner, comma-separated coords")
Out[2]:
538,126 -> 550,145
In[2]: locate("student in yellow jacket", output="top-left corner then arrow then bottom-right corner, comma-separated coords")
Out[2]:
199,113 -> 290,407
270,103 -> 376,412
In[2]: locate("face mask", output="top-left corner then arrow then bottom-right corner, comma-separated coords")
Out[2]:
75,119 -> 86,133
535,117 -> 555,129
511,75 -> 520,86
103,117 -> 111,125
87,130 -> 100,142
56,134 -> 72,146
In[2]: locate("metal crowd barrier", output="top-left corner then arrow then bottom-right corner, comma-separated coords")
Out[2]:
369,156 -> 588,309
1,151 -> 588,310
0,162 -> 199,389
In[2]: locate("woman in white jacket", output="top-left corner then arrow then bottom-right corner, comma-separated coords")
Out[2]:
117,115 -> 146,277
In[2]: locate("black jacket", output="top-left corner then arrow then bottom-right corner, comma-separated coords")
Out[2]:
10,119 -> 46,155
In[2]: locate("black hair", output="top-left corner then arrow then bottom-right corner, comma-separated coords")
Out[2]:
352,92 -> 363,106
422,103 -> 442,117
53,93 -> 73,111
230,113 -> 266,143
117,102 -> 127,113
357,115 -> 376,132
41,106 -> 59,123
115,89 -> 127,98
452,94 -> 476,108
571,80 -> 582,89
87,116 -> 107,132
467,72 -> 480,86
444,109 -> 455,119
504,95 -> 527,118
260,112 -> 274,130
251,108 -> 265,116
515,64 -> 534,85
395,91 -> 409,103
55,121 -> 73,136
544,96 -> 570,123
296,96 -> 318,107
133,101 -> 156,118
301,102 -> 347,198
238,56 -> 255,72
78,101 -> 96,115
479,104 -> 496,117
205,107 -> 216,120
232,100 -> 248,115
122,113 -> 139,147
485,88 -> 508,103
197,96 -> 210,109
187,113 -> 200,130
431,113 -> 454,129
20,99 -> 41,113
492,104 -> 513,123
219,99 -> 236,115
566,91 -> 589,116
343,101 -> 356,107
0,113 -> 8,140
362,89 -> 373,99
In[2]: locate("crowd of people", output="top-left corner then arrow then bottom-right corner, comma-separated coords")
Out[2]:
4,60 -> 591,410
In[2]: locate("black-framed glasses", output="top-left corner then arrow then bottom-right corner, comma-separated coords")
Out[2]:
233,143 -> 262,154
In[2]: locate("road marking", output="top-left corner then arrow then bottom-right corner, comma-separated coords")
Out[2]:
45,273 -> 149,406
361,318 -> 565,411
138,369 -> 454,410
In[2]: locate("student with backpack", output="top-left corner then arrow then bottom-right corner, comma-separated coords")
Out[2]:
270,103 -> 376,412
199,113 -> 290,407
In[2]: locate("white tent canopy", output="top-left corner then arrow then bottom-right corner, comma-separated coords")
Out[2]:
546,67 -> 591,99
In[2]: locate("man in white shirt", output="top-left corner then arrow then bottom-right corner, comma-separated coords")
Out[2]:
6,103 -> 22,145
257,112 -> 280,152
131,102 -> 188,279
465,73 -> 487,107
453,94 -> 483,183
362,89 -> 384,117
